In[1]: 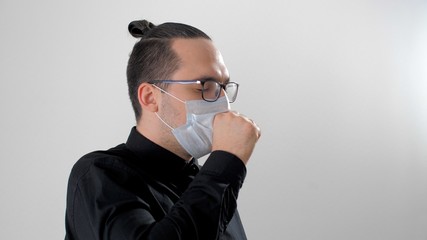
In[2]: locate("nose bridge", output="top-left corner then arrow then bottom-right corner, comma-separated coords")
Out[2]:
220,88 -> 226,97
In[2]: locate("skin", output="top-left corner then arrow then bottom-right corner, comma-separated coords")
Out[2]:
136,38 -> 260,164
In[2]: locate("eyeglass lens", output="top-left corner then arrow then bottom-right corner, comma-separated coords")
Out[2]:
202,81 -> 221,101
225,83 -> 238,103
202,81 -> 238,103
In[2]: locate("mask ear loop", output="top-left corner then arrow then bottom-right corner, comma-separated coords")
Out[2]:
151,84 -> 185,130
155,112 -> 174,130
151,84 -> 185,103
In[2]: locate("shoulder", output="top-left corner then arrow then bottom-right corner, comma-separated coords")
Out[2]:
68,144 -> 137,184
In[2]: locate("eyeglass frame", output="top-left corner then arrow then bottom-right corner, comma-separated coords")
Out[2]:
147,79 -> 239,103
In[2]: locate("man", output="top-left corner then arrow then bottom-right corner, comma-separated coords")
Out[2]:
65,19 -> 260,240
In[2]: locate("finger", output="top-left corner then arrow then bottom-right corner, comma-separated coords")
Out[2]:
244,117 -> 261,139
229,111 -> 261,138
251,120 -> 261,139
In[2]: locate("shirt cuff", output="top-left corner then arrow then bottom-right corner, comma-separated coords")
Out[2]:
201,150 -> 247,188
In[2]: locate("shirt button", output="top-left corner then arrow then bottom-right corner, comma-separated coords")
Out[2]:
190,165 -> 199,175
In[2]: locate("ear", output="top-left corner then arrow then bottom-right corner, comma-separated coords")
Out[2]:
137,83 -> 159,112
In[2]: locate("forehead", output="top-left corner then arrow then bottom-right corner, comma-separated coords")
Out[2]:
170,38 -> 229,81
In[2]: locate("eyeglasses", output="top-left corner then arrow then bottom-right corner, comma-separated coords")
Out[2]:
148,79 -> 239,103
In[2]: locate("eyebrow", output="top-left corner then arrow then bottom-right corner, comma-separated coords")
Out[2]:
196,76 -> 230,84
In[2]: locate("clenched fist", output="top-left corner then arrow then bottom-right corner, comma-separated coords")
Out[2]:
212,111 -> 261,164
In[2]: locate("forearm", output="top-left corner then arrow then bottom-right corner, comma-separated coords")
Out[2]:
182,149 -> 247,234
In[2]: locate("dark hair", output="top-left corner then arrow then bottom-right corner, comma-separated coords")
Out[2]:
126,20 -> 211,120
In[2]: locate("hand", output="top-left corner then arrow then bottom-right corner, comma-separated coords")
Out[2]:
212,111 -> 261,164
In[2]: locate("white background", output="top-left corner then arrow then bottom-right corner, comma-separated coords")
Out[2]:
1,0 -> 426,239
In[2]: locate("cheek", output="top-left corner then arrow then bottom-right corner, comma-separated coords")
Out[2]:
161,97 -> 187,127
174,105 -> 187,125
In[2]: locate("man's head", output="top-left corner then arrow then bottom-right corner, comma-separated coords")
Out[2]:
127,20 -> 232,160
126,20 -> 211,120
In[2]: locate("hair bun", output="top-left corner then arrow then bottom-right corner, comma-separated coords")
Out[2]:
128,20 -> 155,38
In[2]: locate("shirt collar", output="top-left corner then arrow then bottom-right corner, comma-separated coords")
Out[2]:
125,127 -> 199,179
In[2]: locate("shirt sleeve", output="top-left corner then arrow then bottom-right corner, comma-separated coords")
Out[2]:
66,150 -> 247,240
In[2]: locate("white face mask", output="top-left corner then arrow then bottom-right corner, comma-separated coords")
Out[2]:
154,86 -> 230,159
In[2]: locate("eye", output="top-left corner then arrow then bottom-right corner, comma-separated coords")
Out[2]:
203,80 -> 217,90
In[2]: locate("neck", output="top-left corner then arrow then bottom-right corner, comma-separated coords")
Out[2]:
136,120 -> 192,161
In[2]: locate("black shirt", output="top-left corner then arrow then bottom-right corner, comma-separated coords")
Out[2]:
65,127 -> 247,240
